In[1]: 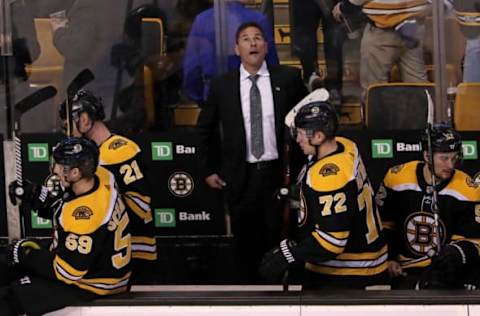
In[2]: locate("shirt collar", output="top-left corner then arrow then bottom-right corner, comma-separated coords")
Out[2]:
240,61 -> 269,81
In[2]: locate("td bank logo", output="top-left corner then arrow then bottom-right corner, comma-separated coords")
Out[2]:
151,142 -> 172,160
372,139 -> 393,158
28,143 -> 49,162
462,141 -> 478,160
31,211 -> 52,229
154,208 -> 176,227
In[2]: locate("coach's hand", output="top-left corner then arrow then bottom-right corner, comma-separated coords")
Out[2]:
205,174 -> 226,189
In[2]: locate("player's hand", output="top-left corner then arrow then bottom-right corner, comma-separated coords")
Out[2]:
259,239 -> 297,283
420,242 -> 475,289
7,239 -> 41,267
387,260 -> 403,278
8,179 -> 40,206
205,174 -> 226,189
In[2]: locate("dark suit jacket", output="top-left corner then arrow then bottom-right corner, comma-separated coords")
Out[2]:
197,64 -> 307,198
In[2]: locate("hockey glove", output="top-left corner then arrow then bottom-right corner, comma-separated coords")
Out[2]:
9,178 -> 60,212
7,239 -> 41,267
259,239 -> 297,283
420,241 -> 478,289
8,179 -> 39,206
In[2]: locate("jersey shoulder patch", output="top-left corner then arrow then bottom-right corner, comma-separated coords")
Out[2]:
307,143 -> 355,192
442,170 -> 480,202
99,135 -> 140,166
383,161 -> 420,190
60,167 -> 117,234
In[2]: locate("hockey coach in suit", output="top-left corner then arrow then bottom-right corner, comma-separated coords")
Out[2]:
197,21 -> 307,283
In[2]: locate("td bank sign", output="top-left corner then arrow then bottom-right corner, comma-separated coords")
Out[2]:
371,139 -> 478,160
28,143 -> 49,162
371,139 -> 393,158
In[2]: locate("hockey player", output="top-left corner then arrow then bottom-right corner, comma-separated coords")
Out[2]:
376,124 -> 480,289
59,90 -> 157,266
1,137 -> 132,315
259,99 -> 388,289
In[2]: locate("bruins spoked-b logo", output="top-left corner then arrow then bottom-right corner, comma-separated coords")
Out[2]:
404,212 -> 446,256
319,163 -> 340,177
72,206 -> 93,220
109,138 -> 128,150
297,192 -> 307,227
168,171 -> 194,197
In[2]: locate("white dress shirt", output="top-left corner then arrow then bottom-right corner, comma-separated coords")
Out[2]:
239,61 -> 279,163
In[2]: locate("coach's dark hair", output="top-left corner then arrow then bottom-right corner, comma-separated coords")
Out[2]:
235,21 -> 266,43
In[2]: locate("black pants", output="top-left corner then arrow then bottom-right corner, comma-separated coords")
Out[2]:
290,0 -> 346,91
228,161 -> 282,284
0,255 -> 95,315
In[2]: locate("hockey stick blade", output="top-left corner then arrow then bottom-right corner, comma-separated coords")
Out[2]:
15,86 -> 58,115
67,68 -> 95,97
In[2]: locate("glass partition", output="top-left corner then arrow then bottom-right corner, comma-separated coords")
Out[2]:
1,0 -> 476,287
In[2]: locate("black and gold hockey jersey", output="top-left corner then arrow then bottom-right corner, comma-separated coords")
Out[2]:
51,166 -> 132,295
453,0 -> 480,38
376,160 -> 480,270
349,0 -> 430,28
295,137 -> 388,287
99,134 -> 157,261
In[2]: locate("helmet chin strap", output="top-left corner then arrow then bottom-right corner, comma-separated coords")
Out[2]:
74,115 -> 94,137
306,129 -> 325,160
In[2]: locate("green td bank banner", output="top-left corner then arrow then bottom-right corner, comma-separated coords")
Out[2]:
371,139 -> 478,160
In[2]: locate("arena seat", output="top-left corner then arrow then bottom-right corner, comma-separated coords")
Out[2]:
140,17 -> 165,129
365,83 -> 435,130
454,83 -> 480,131
26,18 -> 64,91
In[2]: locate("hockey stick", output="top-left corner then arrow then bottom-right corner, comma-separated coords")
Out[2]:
9,86 -> 58,238
279,133 -> 291,240
61,68 -> 95,136
425,90 -> 442,254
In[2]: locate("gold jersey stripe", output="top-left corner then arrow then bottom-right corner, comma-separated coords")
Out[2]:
54,255 -> 87,279
305,261 -> 388,276
131,236 -> 157,245
330,231 -> 350,239
336,245 -> 388,260
382,221 -> 395,230
312,231 -> 345,254
125,197 -> 153,223
79,271 -> 131,285
133,252 -> 158,260
125,191 -> 151,205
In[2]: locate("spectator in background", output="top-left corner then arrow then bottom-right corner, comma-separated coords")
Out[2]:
376,124 -> 480,289
289,0 -> 347,106
50,0 -> 151,129
182,0 -> 279,106
333,0 -> 429,101
453,0 -> 480,82
197,22 -> 306,283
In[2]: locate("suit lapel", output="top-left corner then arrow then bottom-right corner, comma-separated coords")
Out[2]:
230,70 -> 247,150
269,66 -> 284,136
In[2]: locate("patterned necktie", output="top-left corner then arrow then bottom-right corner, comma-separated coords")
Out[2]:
249,74 -> 264,159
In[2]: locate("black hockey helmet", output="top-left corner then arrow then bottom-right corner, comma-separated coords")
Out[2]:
294,101 -> 338,138
53,137 -> 99,177
59,89 -> 105,122
421,123 -> 462,153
